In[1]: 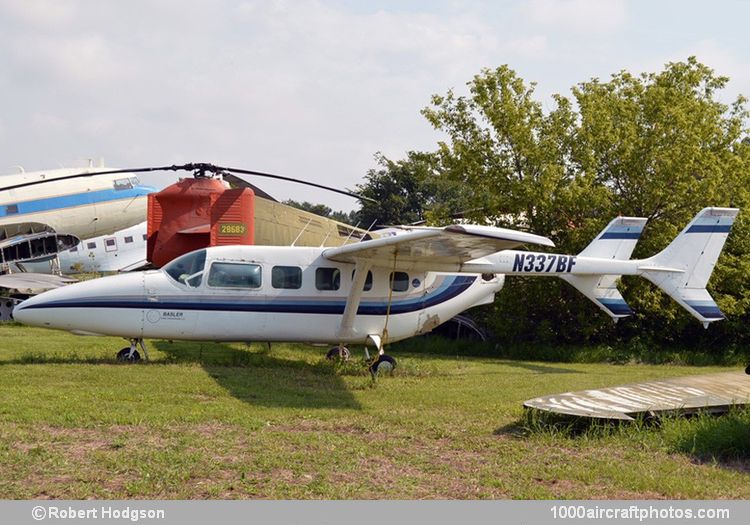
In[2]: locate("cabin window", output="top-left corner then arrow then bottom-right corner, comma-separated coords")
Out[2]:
113,178 -> 134,191
142,234 -> 148,241
272,266 -> 302,289
69,246 -> 79,253
129,176 -> 140,186
351,269 -> 373,291
163,249 -> 206,287
389,271 -> 410,292
208,262 -> 262,289
124,236 -> 134,243
87,242 -> 96,250
5,204 -> 18,215
105,239 -> 116,247
315,267 -> 341,291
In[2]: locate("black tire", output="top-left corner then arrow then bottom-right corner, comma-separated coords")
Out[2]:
326,346 -> 350,361
117,347 -> 141,363
369,354 -> 397,376
745,363 -> 750,375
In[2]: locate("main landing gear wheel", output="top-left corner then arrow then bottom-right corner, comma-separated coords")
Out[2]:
745,363 -> 750,375
326,346 -> 351,361
117,347 -> 141,363
369,354 -> 396,376
117,338 -> 149,363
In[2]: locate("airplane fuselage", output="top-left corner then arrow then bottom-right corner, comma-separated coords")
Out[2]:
14,245 -> 505,345
0,168 -> 155,240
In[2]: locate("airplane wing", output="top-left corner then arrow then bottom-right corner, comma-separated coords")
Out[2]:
0,272 -> 77,295
323,224 -> 554,268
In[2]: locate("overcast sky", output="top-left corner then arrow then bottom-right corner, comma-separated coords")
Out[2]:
1,0 -> 749,212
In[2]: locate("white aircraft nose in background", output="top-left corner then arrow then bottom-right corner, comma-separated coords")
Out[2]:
14,272 -> 146,336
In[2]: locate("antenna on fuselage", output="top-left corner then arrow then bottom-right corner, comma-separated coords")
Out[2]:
359,219 -> 378,242
291,217 -> 314,247
318,230 -> 333,248
342,221 -> 362,245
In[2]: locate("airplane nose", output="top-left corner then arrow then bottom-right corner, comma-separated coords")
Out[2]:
13,272 -> 147,336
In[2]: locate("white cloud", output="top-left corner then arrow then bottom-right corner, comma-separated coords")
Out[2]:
504,35 -> 548,58
622,39 -> 750,106
0,0 -> 77,29
521,0 -> 628,35
1,0 -> 747,211
10,34 -> 129,87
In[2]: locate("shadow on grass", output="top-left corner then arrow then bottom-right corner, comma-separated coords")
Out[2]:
151,340 -> 362,410
3,340 -> 362,410
498,361 -> 578,375
661,408 -> 750,471
501,407 -> 750,473
493,409 -> 642,439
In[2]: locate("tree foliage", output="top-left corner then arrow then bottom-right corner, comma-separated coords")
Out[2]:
282,199 -> 358,225
359,58 -> 750,347
354,151 -> 471,227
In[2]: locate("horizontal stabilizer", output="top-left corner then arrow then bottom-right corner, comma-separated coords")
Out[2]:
560,274 -> 633,319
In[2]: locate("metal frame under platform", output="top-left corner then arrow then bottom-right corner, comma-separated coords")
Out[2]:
524,371 -> 750,420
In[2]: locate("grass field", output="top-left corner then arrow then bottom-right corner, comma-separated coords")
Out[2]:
0,322 -> 748,499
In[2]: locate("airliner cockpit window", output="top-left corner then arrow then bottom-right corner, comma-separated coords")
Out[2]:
164,249 -> 207,287
113,178 -> 134,191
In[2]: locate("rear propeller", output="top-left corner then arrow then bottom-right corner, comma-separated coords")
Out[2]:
0,162 -> 377,204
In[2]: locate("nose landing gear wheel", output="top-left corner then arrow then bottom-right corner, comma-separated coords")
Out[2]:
326,346 -> 351,361
117,347 -> 141,363
369,354 -> 396,376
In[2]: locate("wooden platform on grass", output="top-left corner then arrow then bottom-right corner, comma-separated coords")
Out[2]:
524,371 -> 750,420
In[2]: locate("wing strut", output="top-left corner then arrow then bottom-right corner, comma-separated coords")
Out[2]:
337,260 -> 373,338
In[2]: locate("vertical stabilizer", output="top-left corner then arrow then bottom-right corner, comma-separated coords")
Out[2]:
640,207 -> 738,327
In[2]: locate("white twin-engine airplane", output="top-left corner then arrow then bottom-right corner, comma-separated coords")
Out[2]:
14,207 -> 737,373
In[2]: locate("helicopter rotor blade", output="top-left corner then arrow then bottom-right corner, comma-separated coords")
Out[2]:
221,173 -> 278,202
0,165 -> 177,192
1,162 -> 376,204
216,165 -> 376,204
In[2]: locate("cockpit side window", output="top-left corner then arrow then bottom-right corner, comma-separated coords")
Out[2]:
163,249 -> 207,287
208,262 -> 262,289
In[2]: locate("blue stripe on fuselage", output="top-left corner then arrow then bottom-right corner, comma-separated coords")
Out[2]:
20,276 -> 478,316
0,186 -> 155,217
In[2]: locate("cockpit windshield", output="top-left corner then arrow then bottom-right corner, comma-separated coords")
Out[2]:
163,249 -> 207,287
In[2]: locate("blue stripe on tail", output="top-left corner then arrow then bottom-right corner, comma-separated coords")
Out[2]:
597,298 -> 633,316
685,300 -> 725,319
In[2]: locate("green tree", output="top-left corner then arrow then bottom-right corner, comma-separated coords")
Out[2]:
355,151 -> 471,227
421,58 -> 750,346
282,200 -> 358,225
